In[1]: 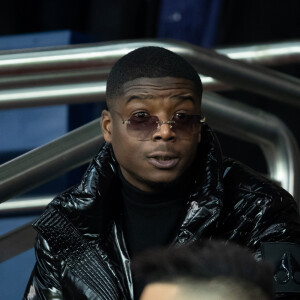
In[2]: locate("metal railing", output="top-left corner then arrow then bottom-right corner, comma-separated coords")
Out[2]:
0,119 -> 104,203
0,195 -> 53,215
0,40 -> 300,109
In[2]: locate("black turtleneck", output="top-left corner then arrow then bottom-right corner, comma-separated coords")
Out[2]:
119,170 -> 188,259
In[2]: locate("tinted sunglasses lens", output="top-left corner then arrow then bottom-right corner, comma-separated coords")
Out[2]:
127,115 -> 159,138
172,115 -> 202,133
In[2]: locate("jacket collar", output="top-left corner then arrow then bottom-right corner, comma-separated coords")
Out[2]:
173,124 -> 224,245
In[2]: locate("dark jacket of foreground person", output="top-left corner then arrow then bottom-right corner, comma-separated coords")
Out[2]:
24,125 -> 300,300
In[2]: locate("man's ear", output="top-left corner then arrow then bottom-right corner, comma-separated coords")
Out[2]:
101,110 -> 113,143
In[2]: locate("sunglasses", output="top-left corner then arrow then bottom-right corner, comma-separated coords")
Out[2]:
113,111 -> 206,140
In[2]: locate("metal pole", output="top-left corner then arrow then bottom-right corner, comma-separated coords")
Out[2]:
0,119 -> 104,203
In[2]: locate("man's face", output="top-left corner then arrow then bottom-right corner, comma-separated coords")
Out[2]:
101,77 -> 202,192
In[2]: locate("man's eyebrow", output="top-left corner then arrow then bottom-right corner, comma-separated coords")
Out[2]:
171,94 -> 196,103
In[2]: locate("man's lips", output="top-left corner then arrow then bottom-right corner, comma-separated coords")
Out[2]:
147,152 -> 179,169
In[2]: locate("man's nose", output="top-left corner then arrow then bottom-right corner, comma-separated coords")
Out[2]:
152,122 -> 176,141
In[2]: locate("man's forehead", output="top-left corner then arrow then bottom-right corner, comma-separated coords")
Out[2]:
122,77 -> 198,93
108,77 -> 202,109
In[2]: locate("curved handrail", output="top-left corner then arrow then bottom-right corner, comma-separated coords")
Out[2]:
0,39 -> 299,109
203,92 -> 300,203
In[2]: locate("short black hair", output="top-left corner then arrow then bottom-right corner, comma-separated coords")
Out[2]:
133,240 -> 274,299
106,46 -> 203,109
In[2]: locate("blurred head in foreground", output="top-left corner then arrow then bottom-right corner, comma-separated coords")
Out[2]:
133,240 -> 273,300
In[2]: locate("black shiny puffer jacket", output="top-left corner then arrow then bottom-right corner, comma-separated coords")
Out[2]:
24,125 -> 300,300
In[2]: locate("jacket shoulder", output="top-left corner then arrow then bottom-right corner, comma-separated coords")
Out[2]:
34,142 -> 119,239
220,157 -> 300,248
222,157 -> 295,204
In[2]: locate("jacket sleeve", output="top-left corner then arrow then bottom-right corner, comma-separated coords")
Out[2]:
23,234 -> 63,300
250,189 -> 300,249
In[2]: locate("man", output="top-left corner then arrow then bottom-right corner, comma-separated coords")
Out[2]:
133,240 -> 274,300
24,46 -> 300,300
